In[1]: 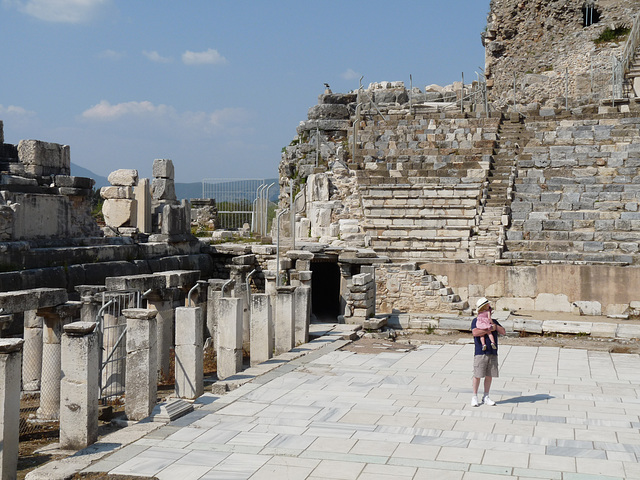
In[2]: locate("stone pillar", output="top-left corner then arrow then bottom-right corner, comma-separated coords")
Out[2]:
299,270 -> 313,288
206,280 -> 227,350
217,297 -> 243,380
294,285 -> 311,346
123,309 -> 158,422
250,294 -> 272,366
60,322 -> 99,450
264,273 -> 277,347
230,262 -> 252,352
22,310 -> 43,392
134,177 -> 151,234
76,285 -> 106,323
175,307 -> 203,399
338,263 -> 352,320
0,339 -> 23,480
146,292 -> 175,382
275,286 -> 296,355
37,303 -> 80,420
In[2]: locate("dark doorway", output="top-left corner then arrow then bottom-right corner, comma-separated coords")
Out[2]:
582,4 -> 600,27
310,262 -> 341,322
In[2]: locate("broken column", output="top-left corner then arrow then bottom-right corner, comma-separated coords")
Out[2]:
0,339 -> 23,480
294,285 -> 311,346
217,297 -> 243,380
37,302 -> 81,420
22,310 -> 43,391
101,169 -> 138,236
123,308 -> 158,422
206,279 -> 227,350
275,286 -> 296,355
175,307 -> 203,399
250,294 -> 273,365
230,255 -> 255,352
60,322 -> 99,450
153,270 -> 200,380
76,285 -> 106,323
134,177 -> 151,234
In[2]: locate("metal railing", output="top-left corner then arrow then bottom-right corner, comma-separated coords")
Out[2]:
619,13 -> 640,79
202,178 -> 274,233
97,290 -> 140,403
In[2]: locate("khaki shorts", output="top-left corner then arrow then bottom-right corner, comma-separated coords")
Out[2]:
473,354 -> 499,378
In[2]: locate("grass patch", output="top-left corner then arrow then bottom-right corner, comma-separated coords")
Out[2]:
594,26 -> 630,44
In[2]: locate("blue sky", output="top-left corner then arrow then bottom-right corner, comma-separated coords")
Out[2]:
1,0 -> 490,183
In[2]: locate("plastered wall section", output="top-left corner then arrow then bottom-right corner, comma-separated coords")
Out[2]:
420,262 -> 640,316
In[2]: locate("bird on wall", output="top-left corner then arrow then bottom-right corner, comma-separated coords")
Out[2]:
324,83 -> 332,94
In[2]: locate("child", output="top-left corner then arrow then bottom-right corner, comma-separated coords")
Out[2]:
476,297 -> 496,351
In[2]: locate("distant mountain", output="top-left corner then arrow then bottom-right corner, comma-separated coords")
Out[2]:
71,163 -> 279,201
71,163 -> 109,189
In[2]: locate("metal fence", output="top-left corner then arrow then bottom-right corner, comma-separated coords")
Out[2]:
202,178 -> 275,234
97,290 -> 140,403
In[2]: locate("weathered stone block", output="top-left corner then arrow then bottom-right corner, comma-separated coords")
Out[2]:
100,186 -> 133,200
108,169 -> 138,187
152,159 -> 175,180
152,178 -> 176,201
18,140 -> 70,175
102,199 -> 136,228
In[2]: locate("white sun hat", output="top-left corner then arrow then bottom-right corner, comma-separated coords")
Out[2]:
476,297 -> 490,311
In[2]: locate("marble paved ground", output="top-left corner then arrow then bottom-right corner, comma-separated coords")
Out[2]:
87,343 -> 640,480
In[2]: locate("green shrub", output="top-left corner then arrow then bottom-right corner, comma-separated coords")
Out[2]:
594,27 -> 630,44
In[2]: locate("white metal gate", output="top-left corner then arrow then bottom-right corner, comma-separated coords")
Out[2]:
97,290 -> 141,403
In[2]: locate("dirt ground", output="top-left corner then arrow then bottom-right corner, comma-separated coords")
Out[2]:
341,329 -> 640,355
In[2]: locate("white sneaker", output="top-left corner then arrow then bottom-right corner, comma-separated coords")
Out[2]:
483,395 -> 496,406
471,395 -> 479,407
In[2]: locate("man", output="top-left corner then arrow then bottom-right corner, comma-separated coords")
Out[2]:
471,297 -> 506,407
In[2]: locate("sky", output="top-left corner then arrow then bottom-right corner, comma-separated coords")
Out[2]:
0,0 -> 490,183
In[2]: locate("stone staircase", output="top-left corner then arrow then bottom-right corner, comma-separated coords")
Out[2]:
352,109 -> 499,262
472,114 -> 532,262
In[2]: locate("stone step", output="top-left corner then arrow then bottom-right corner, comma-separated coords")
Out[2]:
501,250 -> 632,265
363,210 -> 477,220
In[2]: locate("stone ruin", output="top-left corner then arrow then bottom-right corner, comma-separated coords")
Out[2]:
4,2 -> 640,476
100,159 -> 192,242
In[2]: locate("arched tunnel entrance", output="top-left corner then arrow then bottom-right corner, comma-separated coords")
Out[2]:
310,260 -> 341,322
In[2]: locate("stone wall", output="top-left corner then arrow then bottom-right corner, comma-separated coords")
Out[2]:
0,124 -> 99,241
484,0 -> 640,107
422,261 -> 640,317
505,112 -> 640,264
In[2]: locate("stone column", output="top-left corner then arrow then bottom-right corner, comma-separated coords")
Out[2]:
206,279 -> 227,350
76,285 -> 106,323
146,290 -> 176,382
134,177 -> 151,234
264,273 -> 277,347
22,310 -> 43,392
123,308 -> 158,422
230,263 -> 252,352
217,297 -> 243,380
275,286 -> 296,355
37,303 -> 80,420
175,307 -> 203,399
0,339 -> 23,480
250,294 -> 272,366
338,263 -> 352,320
60,322 -> 99,450
294,285 -> 311,346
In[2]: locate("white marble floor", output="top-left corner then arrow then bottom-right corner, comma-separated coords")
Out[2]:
88,343 -> 640,480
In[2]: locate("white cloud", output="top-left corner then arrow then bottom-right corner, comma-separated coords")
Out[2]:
81,100 -> 249,136
182,48 -> 227,66
8,0 -> 110,23
341,68 -> 361,80
99,49 -> 125,60
82,100 -> 168,121
143,50 -> 172,63
0,104 -> 36,117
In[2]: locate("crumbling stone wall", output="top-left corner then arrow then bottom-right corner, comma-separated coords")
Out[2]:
484,0 -> 640,108
0,122 -> 99,241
